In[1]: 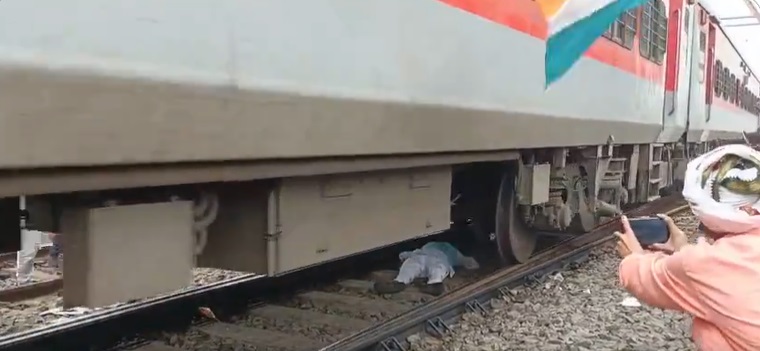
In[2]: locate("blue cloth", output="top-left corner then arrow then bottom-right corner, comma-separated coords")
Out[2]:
421,242 -> 462,267
545,0 -> 647,87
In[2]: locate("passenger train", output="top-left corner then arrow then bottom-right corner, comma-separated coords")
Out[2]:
0,0 -> 757,304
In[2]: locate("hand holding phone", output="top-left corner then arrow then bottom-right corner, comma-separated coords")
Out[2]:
649,214 -> 690,253
627,216 -> 671,246
615,216 -> 645,258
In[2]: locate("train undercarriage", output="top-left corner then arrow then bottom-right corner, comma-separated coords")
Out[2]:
0,140 -> 704,309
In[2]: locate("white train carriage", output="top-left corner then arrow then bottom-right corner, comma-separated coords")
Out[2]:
0,0 -> 756,308
686,3 -> 760,145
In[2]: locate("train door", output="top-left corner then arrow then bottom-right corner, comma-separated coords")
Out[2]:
663,0 -> 688,127
705,19 -> 717,122
685,5 -> 710,143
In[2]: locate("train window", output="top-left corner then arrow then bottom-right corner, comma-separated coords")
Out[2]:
745,88 -> 752,111
729,74 -> 737,103
684,8 -> 690,32
621,10 -> 637,48
640,4 -> 651,57
640,0 -> 667,63
699,32 -> 706,52
603,10 -> 637,48
744,87 -> 750,109
751,91 -> 755,113
746,89 -> 750,110
714,60 -> 722,96
748,90 -> 752,110
722,67 -> 730,100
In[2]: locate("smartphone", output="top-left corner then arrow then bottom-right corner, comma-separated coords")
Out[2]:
626,216 -> 670,246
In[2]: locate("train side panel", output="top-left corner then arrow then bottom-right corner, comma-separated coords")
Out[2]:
0,0 -> 712,307
0,0 -> 666,170
703,13 -> 760,139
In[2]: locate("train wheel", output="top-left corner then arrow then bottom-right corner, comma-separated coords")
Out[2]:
494,170 -> 536,264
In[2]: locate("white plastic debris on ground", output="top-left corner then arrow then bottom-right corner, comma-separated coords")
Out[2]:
620,296 -> 642,307
15,229 -> 53,282
40,303 -> 125,325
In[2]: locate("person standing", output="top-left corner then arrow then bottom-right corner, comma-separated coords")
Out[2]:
616,214 -> 760,350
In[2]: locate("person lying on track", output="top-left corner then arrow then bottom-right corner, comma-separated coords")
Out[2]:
373,241 -> 479,296
616,144 -> 760,351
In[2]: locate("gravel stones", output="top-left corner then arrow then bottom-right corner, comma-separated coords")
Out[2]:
0,268 -> 248,337
0,256 -> 60,291
408,210 -> 700,351
192,268 -> 247,286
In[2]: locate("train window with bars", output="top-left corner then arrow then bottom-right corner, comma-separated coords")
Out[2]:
744,88 -> 760,115
749,90 -> 755,113
699,32 -> 706,52
603,9 -> 637,48
714,60 -> 723,97
741,86 -> 749,109
640,0 -> 667,64
723,67 -> 730,100
750,89 -> 755,111
735,78 -> 741,105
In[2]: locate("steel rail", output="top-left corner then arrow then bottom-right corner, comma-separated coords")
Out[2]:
322,197 -> 689,351
0,231 -> 444,351
0,196 -> 686,351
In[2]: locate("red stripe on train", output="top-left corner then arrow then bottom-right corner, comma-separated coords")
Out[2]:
438,0 -> 667,85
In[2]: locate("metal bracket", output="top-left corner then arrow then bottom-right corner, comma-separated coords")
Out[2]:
425,317 -> 451,338
264,230 -> 281,241
380,337 -> 406,351
465,300 -> 487,315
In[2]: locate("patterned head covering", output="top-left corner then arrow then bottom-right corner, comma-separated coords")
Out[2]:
682,144 -> 760,235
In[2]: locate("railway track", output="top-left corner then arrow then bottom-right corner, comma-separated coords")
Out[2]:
0,196 -> 687,351
0,248 -> 61,303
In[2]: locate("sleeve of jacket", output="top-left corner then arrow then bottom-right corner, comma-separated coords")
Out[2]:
618,247 -> 708,318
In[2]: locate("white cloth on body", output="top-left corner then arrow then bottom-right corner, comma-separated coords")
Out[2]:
394,242 -> 479,285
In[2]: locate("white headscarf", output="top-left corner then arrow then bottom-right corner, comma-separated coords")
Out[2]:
682,144 -> 760,235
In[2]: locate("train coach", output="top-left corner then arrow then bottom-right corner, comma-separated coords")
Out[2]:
0,0 -> 757,308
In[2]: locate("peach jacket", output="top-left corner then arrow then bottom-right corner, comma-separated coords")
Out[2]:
619,232 -> 760,351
